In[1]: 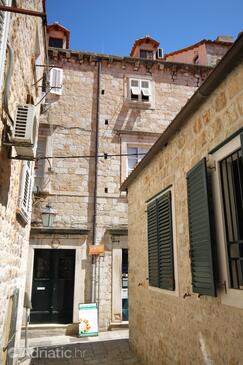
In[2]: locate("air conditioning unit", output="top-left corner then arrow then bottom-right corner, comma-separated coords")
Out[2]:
12,104 -> 39,158
156,48 -> 164,59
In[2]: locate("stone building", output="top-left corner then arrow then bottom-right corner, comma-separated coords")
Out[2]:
0,1 -> 46,363
25,23 -> 232,331
121,33 -> 243,364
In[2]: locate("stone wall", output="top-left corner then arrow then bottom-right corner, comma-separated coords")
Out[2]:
127,62 -> 243,364
0,1 -> 45,361
30,50 -> 212,328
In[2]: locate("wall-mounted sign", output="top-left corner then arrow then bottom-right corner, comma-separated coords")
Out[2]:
89,244 -> 105,255
121,288 -> 128,299
78,303 -> 98,337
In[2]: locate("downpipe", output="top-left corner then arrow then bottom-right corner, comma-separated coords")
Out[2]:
91,61 -> 101,304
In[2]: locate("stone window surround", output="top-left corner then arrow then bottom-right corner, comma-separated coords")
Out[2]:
211,134 -> 243,309
126,143 -> 150,177
120,135 -> 157,183
124,74 -> 155,109
147,186 -> 179,297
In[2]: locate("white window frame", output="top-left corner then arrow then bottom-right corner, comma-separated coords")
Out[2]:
211,134 -> 243,309
126,144 -> 150,177
147,186 -> 179,297
0,0 -> 12,89
18,161 -> 33,222
128,78 -> 152,103
49,67 -> 63,95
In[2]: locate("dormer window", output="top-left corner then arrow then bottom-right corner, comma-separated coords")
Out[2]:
128,78 -> 151,103
49,37 -> 64,48
140,50 -> 153,59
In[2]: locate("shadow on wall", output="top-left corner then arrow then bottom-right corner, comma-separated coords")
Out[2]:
113,104 -> 141,133
0,144 -> 11,207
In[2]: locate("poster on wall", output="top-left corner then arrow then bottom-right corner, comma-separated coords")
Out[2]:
78,303 -> 98,337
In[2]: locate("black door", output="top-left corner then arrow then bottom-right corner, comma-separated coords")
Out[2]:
122,249 -> 128,321
30,249 -> 75,324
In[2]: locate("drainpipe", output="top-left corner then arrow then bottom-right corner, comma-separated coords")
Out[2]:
91,60 -> 101,303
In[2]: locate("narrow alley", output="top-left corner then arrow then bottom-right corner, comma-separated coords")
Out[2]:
19,329 -> 141,365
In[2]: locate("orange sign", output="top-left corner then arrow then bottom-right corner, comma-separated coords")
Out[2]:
89,244 -> 105,255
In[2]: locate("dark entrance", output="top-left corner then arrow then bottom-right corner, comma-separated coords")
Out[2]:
122,249 -> 128,321
30,249 -> 75,324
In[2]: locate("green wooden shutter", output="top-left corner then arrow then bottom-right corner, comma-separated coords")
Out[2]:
157,191 -> 175,290
187,158 -> 216,296
147,200 -> 159,287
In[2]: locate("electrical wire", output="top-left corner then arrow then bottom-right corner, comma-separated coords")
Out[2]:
36,152 -> 147,161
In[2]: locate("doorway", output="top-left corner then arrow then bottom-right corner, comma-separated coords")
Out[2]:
122,249 -> 128,321
30,249 -> 75,324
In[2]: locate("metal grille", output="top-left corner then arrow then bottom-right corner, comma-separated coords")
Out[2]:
220,148 -> 243,289
14,105 -> 28,138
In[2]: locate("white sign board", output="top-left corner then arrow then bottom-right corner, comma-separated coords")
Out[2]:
78,303 -> 98,337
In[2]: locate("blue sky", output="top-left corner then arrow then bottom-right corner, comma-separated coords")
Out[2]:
46,0 -> 243,56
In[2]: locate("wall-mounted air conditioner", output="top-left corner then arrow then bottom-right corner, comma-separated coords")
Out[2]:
156,48 -> 164,59
12,104 -> 39,158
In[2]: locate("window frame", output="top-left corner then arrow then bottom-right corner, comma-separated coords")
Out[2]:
211,134 -> 243,308
17,161 -> 33,223
128,78 -> 152,103
49,67 -> 63,95
147,186 -> 179,297
126,144 -> 150,176
139,49 -> 154,59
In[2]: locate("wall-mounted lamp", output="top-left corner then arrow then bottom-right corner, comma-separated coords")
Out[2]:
41,203 -> 56,227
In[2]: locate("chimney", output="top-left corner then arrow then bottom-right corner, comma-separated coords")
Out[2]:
215,35 -> 234,43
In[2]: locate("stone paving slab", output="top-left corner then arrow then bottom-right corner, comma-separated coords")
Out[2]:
19,330 -> 142,365
18,339 -> 142,365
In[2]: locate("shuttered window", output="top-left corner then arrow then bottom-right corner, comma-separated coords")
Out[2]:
49,67 -> 63,95
147,190 -> 175,290
187,158 -> 216,296
128,78 -> 152,102
18,161 -> 33,221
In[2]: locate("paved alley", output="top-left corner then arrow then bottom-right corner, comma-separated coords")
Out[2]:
18,330 -> 142,365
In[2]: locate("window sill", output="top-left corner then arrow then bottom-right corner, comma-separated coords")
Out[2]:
220,288 -> 243,309
125,99 -> 152,109
148,285 -> 179,297
16,208 -> 30,226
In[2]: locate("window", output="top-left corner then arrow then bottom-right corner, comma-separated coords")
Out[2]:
127,146 -> 149,175
18,161 -> 33,222
0,0 -> 11,88
49,67 -> 63,95
220,147 -> 243,289
49,37 -> 63,48
140,50 -> 154,59
34,29 -> 42,97
187,131 -> 243,306
211,132 -> 243,308
147,189 -> 175,291
128,78 -> 151,103
34,137 -> 47,193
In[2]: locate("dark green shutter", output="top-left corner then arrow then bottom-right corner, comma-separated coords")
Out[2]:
187,158 -> 216,296
147,200 -> 159,287
157,192 -> 175,290
147,191 -> 175,290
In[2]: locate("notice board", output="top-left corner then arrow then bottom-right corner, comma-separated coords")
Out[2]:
78,303 -> 98,337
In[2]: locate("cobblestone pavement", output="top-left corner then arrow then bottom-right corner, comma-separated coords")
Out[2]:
18,330 -> 142,365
